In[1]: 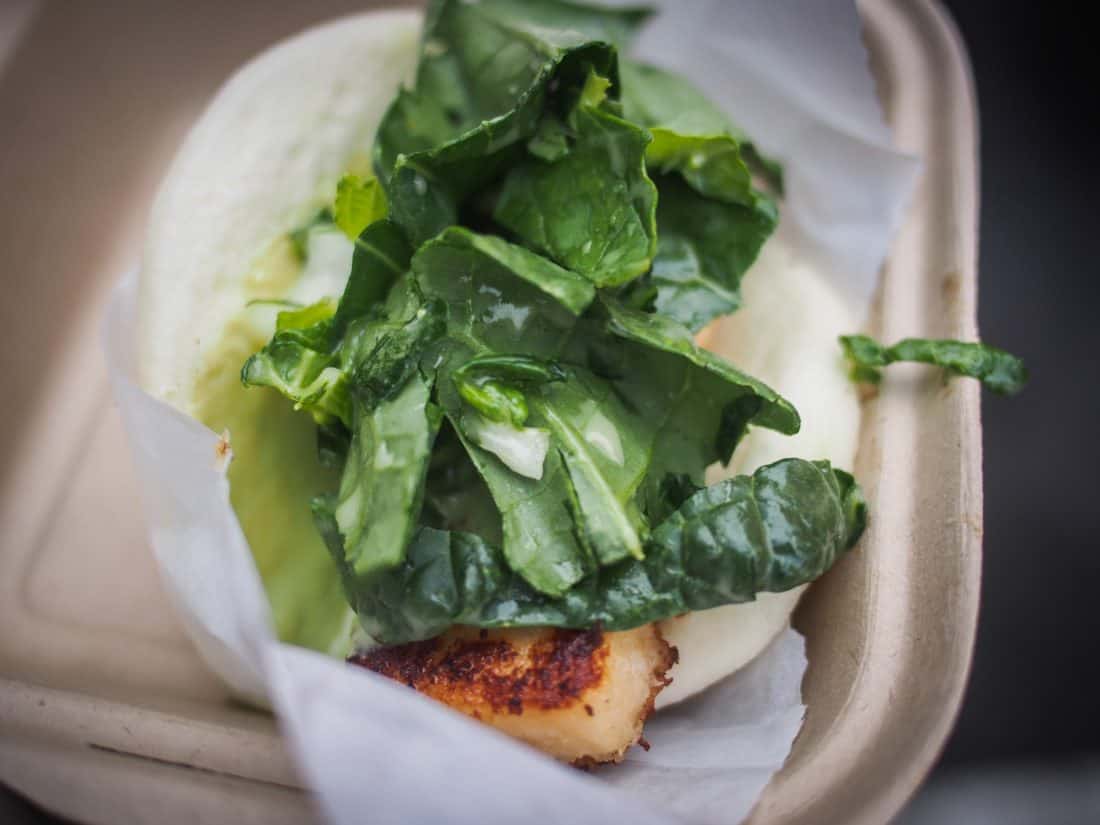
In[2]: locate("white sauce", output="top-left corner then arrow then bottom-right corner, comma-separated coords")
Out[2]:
470,417 -> 550,480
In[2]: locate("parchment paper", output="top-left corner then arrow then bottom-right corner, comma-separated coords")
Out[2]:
106,2 -> 917,822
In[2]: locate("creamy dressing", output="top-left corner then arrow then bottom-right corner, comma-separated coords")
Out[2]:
469,416 -> 551,480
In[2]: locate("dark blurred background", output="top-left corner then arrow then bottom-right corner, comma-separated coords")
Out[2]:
1,0 -> 1096,822
898,0 -> 1099,820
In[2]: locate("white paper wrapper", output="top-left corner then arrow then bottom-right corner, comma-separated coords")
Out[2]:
105,2 -> 917,823
630,0 -> 919,308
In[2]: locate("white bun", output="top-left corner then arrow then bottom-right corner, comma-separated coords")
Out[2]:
138,9 -> 421,407
657,238 -> 862,707
134,10 -> 860,708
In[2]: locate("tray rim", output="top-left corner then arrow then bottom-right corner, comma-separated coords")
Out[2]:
754,1 -> 982,822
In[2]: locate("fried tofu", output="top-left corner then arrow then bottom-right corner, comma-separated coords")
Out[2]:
350,624 -> 676,764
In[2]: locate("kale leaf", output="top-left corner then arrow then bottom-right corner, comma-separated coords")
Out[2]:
333,372 -> 441,583
494,102 -> 658,287
618,60 -> 781,330
333,175 -> 388,240
840,335 -> 1029,395
240,298 -> 349,427
373,0 -> 626,244
314,459 -> 865,644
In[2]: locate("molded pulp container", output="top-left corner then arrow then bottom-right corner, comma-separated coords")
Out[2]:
0,2 -> 981,823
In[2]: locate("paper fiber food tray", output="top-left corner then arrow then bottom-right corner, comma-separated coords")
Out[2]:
0,1 -> 979,823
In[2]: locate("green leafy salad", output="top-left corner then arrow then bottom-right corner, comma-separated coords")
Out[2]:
239,0 -> 1023,647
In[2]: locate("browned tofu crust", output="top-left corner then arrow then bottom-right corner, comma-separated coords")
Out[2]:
350,624 -> 676,764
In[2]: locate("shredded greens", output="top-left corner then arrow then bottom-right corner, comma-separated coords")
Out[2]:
333,175 -> 388,240
313,458 -> 866,644
840,335 -> 1028,395
241,0 -> 877,645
